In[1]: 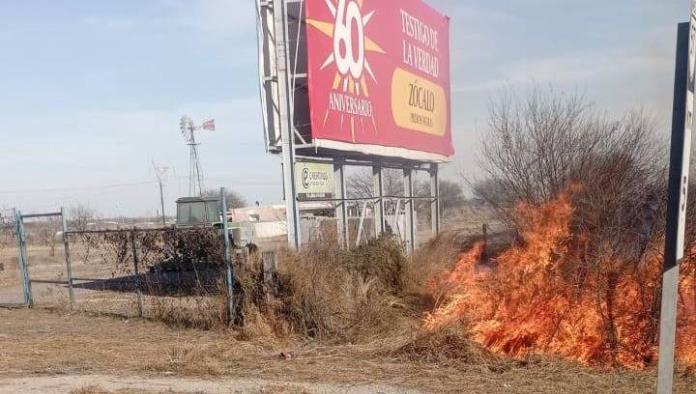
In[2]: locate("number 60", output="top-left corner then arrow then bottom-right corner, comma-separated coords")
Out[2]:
333,0 -> 365,79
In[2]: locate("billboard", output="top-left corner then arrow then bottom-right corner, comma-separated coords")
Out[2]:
295,161 -> 335,200
304,0 -> 453,162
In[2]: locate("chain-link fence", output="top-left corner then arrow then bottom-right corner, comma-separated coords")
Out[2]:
0,204 -> 241,328
66,227 -> 231,327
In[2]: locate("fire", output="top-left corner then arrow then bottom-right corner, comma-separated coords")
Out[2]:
426,192 -> 696,369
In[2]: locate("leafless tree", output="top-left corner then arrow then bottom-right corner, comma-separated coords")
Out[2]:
472,85 -> 670,360
69,204 -> 97,232
473,86 -> 667,224
348,169 -> 465,223
69,204 -> 98,262
347,170 -> 403,198
36,217 -> 61,256
203,189 -> 247,209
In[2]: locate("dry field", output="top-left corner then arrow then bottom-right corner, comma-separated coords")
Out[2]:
1,308 -> 695,393
2,211 -> 695,393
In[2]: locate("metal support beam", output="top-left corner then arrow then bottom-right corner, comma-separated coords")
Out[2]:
221,188 -> 236,324
273,0 -> 301,249
430,163 -> 441,236
356,201 -> 369,247
658,21 -> 693,394
60,207 -> 75,309
20,212 -> 62,219
334,160 -> 349,248
373,165 -> 385,237
403,168 -> 416,254
392,198 -> 402,241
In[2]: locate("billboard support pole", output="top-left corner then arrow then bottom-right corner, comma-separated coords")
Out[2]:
657,21 -> 692,394
273,0 -> 301,249
430,163 -> 441,235
403,168 -> 416,254
334,159 -> 349,248
373,165 -> 385,237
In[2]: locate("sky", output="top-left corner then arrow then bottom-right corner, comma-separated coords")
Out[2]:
0,0 -> 689,217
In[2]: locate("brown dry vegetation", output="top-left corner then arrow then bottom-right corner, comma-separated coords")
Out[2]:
1,230 -> 695,392
2,307 -> 696,393
236,237 -> 417,342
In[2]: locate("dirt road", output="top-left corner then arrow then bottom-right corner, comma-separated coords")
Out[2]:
0,374 -> 419,394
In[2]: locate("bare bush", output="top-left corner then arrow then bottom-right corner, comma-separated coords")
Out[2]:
462,86 -> 679,365
476,88 -> 664,200
474,86 -> 667,248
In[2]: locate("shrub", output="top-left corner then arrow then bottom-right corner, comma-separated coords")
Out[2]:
237,236 -> 412,343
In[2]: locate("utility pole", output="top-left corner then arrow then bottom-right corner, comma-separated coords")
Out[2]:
152,162 -> 169,226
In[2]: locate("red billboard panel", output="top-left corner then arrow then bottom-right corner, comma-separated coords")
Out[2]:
305,0 -> 453,162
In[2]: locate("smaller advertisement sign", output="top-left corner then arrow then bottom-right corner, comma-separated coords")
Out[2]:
295,162 -> 335,201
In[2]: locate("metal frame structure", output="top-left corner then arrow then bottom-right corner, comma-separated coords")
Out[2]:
291,155 -> 440,253
6,209 -> 72,309
256,0 -> 442,251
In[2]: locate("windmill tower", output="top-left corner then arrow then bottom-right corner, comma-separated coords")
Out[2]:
179,115 -> 204,197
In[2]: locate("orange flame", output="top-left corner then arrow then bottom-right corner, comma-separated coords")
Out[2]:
426,192 -> 696,369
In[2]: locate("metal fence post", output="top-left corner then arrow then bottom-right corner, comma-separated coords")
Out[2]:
403,167 -> 416,254
130,228 -> 144,318
15,211 -> 32,307
60,207 -> 75,309
373,165 -> 385,237
430,163 -> 441,236
221,188 -> 236,324
334,159 -> 349,248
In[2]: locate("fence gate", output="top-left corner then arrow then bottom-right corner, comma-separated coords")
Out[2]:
0,209 -> 23,307
0,209 -> 73,309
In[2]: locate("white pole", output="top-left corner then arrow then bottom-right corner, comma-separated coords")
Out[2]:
657,19 -> 693,394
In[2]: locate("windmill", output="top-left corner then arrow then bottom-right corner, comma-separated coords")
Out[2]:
179,116 -> 215,197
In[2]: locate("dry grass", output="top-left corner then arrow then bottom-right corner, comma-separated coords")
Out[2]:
3,223 -> 696,393
3,308 -> 696,393
234,237 -> 415,343
396,319 -> 497,365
